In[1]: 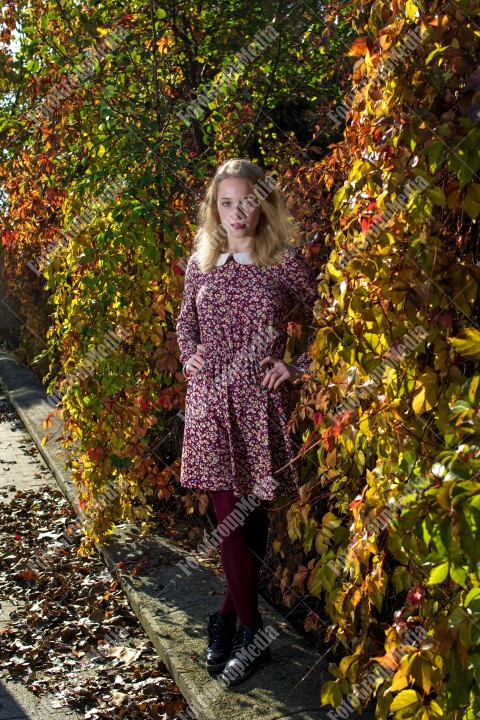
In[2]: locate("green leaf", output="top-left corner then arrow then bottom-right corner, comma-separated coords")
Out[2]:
425,45 -> 448,65
425,140 -> 444,171
449,146 -> 475,187
333,186 -> 347,212
109,454 -> 123,468
465,587 -> 480,606
26,59 -> 40,72
451,400 -> 473,413
464,183 -> 480,220
427,562 -> 449,585
302,518 -> 319,553
450,564 -> 468,586
426,186 -> 446,206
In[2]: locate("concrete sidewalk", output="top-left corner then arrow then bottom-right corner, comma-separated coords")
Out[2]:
0,350 -> 375,720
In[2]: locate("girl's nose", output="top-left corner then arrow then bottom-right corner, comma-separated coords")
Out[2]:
234,205 -> 246,219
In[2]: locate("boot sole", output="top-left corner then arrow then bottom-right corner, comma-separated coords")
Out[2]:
206,659 -> 229,673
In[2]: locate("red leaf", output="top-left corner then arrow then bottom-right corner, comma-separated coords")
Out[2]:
361,218 -> 371,233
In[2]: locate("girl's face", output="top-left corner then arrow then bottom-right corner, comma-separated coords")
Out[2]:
216,177 -> 263,242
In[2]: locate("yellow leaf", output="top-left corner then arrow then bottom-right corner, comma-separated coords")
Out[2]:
390,671 -> 409,692
428,700 -> 444,718
391,689 -> 422,711
412,372 -> 438,415
410,654 -> 433,693
320,680 -> 343,707
405,0 -> 419,20
372,652 -> 398,672
315,530 -> 328,554
449,328 -> 480,359
422,662 -> 432,694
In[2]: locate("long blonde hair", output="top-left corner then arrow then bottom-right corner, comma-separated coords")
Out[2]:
191,158 -> 301,273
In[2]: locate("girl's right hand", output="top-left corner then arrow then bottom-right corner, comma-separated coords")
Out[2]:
185,344 -> 206,376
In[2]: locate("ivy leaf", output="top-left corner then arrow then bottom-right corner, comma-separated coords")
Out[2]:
466,375 -> 480,406
449,328 -> 480,359
427,561 -> 449,585
465,587 -> 480,606
464,183 -> 480,220
412,372 -> 438,415
302,518 -> 319,554
425,45 -> 448,65
390,670 -> 409,692
347,37 -> 371,56
425,140 -> 444,171
426,186 -> 446,206
428,700 -> 445,718
390,689 -> 422,711
449,563 -> 468,586
320,680 -> 343,707
405,0 -> 420,20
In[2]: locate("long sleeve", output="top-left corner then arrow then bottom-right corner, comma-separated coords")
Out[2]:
175,254 -> 202,373
285,246 -> 320,373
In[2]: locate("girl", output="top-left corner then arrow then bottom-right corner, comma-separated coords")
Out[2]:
175,158 -> 319,685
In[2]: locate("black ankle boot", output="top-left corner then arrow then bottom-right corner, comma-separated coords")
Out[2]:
205,611 -> 238,672
218,614 -> 272,686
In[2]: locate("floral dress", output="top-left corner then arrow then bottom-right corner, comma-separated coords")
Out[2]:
175,244 -> 319,500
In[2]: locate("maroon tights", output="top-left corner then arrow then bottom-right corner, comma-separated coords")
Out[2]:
209,489 -> 270,629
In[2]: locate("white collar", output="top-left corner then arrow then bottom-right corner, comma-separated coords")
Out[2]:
215,251 -> 253,266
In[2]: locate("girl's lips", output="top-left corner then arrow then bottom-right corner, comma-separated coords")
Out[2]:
232,223 -> 246,229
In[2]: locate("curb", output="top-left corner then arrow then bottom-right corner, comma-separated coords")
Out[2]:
0,351 -> 375,720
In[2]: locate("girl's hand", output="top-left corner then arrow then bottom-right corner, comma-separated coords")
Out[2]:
259,356 -> 304,390
185,344 -> 206,376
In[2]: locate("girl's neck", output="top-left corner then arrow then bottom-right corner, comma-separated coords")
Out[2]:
222,244 -> 253,253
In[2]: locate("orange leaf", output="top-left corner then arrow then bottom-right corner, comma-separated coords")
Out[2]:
347,37 -> 371,56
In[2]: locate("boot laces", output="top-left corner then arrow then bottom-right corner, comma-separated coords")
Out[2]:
231,624 -> 257,652
207,613 -> 235,640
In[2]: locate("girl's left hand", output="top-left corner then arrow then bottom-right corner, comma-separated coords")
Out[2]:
259,356 -> 304,390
